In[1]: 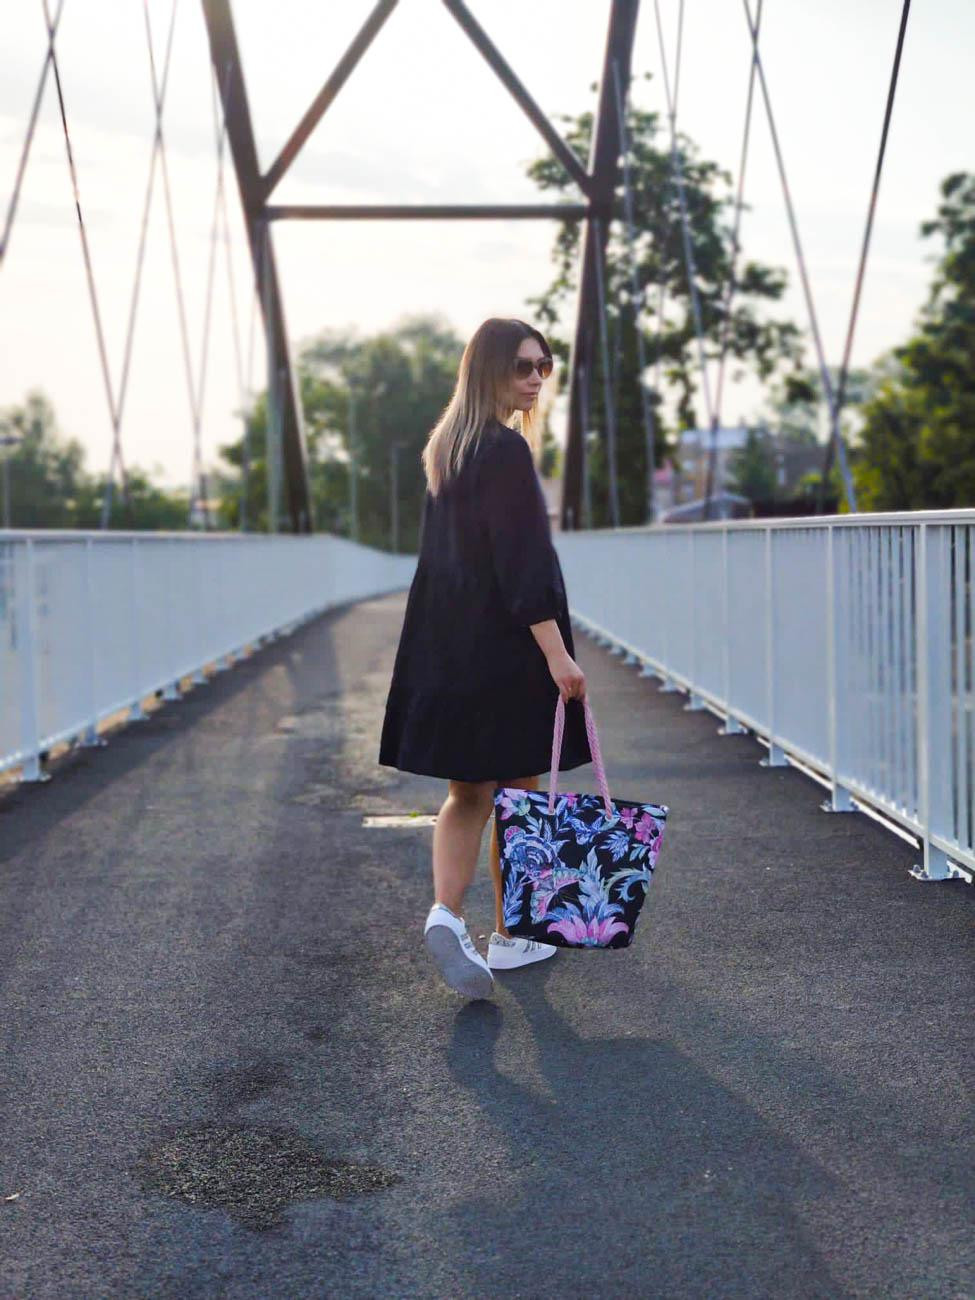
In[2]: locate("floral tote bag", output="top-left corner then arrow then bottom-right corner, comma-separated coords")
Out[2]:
493,694 -> 669,949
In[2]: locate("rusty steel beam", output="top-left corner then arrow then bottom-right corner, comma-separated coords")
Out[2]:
265,203 -> 589,221
261,0 -> 400,202
560,0 -> 640,530
199,0 -> 639,536
441,0 -> 593,197
200,0 -> 312,533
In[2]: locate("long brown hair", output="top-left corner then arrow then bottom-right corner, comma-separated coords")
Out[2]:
421,317 -> 552,496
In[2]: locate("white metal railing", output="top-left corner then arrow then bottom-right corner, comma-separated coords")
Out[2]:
556,509 -> 974,883
0,530 -> 416,783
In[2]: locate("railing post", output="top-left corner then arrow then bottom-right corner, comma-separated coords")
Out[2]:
719,524 -> 746,735
191,539 -> 208,685
162,538 -> 182,701
17,539 -> 48,782
911,521 -> 954,880
217,539 -> 237,669
658,531 -> 679,692
128,538 -> 148,721
80,538 -> 107,750
761,524 -> 787,767
822,522 -> 855,811
684,527 -> 705,710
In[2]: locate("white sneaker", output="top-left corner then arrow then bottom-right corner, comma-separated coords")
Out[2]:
487,932 -> 558,971
423,904 -> 494,999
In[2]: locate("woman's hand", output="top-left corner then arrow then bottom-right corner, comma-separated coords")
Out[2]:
546,648 -> 587,703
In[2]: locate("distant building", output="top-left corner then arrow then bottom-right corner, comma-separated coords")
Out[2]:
675,425 -> 750,503
536,426 -> 821,529
673,425 -> 825,504
660,491 -> 753,523
652,459 -> 678,516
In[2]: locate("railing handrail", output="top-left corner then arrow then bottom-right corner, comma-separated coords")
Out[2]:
0,529 -> 392,543
598,507 -> 975,535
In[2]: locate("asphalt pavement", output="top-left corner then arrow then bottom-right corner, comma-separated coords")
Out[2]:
1,591 -> 972,1299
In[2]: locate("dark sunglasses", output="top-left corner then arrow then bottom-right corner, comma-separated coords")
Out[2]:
513,355 -> 554,380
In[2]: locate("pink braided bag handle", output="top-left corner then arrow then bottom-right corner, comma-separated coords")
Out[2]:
548,694 -> 613,818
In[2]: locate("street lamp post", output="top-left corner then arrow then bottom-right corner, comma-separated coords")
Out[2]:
347,386 -> 359,543
0,433 -> 23,528
390,440 -> 405,554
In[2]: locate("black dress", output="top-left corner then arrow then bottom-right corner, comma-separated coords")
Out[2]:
378,417 -> 593,782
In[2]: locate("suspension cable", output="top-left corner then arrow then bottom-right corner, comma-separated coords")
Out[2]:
741,0 -> 857,511
101,0 -> 179,527
816,0 -> 912,511
592,215 -> 620,528
218,164 -> 254,531
189,61 -> 236,531
42,0 -> 138,522
653,0 -> 716,445
611,57 -> 658,525
703,0 -> 763,512
0,0 -> 66,270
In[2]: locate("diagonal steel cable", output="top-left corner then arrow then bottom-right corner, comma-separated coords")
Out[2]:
741,0 -> 857,511
816,0 -> 912,512
42,0 -> 137,520
101,0 -> 179,526
142,10 -> 227,530
182,55 -> 235,530
712,0 -> 762,429
702,0 -> 763,512
197,57 -> 246,529
611,56 -> 658,524
0,0 -> 66,269
592,213 -> 620,528
220,184 -> 260,532
653,0 -> 716,450
188,62 -> 238,530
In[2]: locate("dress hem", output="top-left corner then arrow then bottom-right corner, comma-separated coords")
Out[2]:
377,753 -> 593,783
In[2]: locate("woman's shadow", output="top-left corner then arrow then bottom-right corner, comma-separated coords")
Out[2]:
444,962 -> 848,1299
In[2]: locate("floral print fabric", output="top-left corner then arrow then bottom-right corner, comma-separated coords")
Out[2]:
493,787 -> 669,949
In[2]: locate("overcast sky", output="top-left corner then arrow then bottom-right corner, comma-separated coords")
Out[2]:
1,0 -> 972,489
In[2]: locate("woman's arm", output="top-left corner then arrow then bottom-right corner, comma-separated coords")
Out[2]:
529,617 -> 565,660
530,618 -> 587,702
480,433 -> 587,701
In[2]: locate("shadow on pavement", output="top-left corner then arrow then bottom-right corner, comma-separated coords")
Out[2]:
445,966 -> 848,1299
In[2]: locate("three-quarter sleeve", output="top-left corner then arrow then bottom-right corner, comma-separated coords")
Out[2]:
480,432 -> 566,627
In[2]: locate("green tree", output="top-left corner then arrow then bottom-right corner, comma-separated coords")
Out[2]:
855,172 -> 975,510
71,469 -> 190,530
218,314 -> 466,551
0,390 -> 194,529
525,77 -> 803,525
726,428 -> 777,502
754,366 -> 872,509
0,391 -> 88,527
215,395 -> 270,532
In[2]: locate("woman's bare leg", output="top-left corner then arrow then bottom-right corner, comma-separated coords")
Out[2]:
432,778 -> 496,916
488,774 -> 539,936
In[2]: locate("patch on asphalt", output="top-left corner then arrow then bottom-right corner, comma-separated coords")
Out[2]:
133,1123 -> 400,1231
198,1058 -> 289,1106
272,710 -> 342,741
362,813 -> 437,827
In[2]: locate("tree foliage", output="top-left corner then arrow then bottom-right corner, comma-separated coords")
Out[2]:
525,80 -> 804,525
854,171 -> 975,509
0,391 -> 190,529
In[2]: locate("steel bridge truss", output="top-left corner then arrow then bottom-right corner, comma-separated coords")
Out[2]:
200,0 -> 640,533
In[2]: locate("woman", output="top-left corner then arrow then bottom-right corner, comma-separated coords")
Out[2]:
378,317 -> 592,1000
